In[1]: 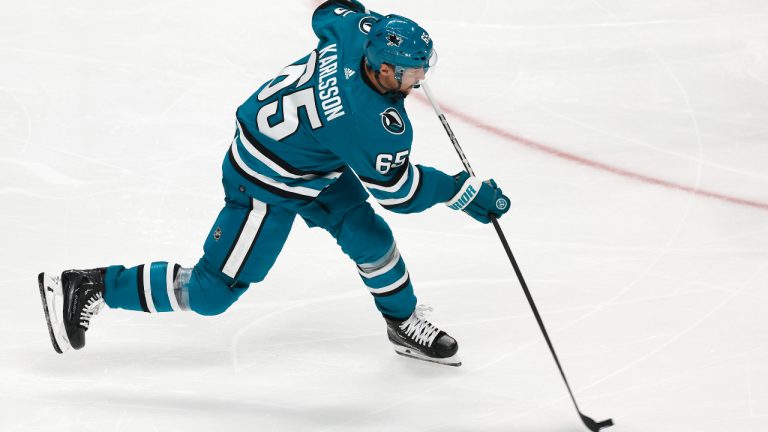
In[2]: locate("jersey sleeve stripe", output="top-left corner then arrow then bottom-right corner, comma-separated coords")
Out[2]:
237,120 -> 342,180
359,163 -> 412,193
377,165 -> 422,207
358,161 -> 409,188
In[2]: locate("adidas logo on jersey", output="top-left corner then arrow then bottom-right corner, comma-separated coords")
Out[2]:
344,67 -> 355,79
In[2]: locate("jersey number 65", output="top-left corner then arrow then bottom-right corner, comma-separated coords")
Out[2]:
376,150 -> 409,175
256,52 -> 322,141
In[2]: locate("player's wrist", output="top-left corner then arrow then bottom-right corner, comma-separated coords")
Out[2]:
446,172 -> 483,210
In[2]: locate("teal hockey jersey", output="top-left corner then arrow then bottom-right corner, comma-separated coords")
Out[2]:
222,1 -> 457,213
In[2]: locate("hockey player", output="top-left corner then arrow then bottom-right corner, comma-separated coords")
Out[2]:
37,0 -> 510,367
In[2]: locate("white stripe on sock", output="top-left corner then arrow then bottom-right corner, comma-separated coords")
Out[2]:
166,264 -> 182,312
143,263 -> 157,313
367,271 -> 410,295
358,248 -> 402,279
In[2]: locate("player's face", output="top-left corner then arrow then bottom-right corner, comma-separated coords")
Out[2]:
400,67 -> 427,92
380,65 -> 427,95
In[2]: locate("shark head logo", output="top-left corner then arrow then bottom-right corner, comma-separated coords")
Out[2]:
387,33 -> 402,47
381,108 -> 405,135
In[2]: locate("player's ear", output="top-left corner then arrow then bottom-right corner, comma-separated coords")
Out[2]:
379,63 -> 394,77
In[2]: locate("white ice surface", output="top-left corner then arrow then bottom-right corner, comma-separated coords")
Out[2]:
1,0 -> 767,431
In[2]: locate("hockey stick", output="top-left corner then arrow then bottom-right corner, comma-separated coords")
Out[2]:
421,82 -> 614,432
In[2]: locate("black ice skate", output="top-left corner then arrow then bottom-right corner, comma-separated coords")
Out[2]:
385,305 -> 461,367
37,269 -> 106,353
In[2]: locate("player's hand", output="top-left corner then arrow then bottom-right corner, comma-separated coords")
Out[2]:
446,171 -> 510,224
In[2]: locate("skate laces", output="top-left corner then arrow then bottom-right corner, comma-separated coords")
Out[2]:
399,305 -> 441,347
80,293 -> 104,329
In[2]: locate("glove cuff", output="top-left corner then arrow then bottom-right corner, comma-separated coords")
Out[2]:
445,176 -> 483,210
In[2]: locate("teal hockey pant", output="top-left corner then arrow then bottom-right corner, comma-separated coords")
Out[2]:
103,171 -> 417,320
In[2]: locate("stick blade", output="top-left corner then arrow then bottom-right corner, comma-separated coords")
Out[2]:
580,413 -> 614,432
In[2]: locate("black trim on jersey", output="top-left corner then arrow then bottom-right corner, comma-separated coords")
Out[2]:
371,276 -> 411,298
234,205 -> 271,281
227,149 -> 315,202
237,121 -> 341,178
172,264 -> 180,282
137,265 -> 150,313
358,160 -> 409,187
221,199 -> 255,275
381,165 -> 424,209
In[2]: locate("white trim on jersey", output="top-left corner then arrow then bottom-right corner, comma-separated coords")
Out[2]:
360,164 -> 411,193
166,264 -> 182,312
236,121 -> 341,182
230,139 -> 324,199
143,263 -> 157,313
375,166 -> 421,206
367,271 -> 410,296
222,199 -> 268,279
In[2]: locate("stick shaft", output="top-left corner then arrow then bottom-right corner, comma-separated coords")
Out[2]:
421,84 -> 475,177
421,83 -> 612,431
489,217 -> 581,410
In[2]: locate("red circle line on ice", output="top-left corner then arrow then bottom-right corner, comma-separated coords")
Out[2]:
414,94 -> 768,212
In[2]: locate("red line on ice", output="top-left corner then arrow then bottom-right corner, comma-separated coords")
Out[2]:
415,94 -> 768,212
305,0 -> 765,211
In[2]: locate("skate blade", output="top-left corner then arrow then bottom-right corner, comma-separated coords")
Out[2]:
37,272 -> 70,354
392,344 -> 462,367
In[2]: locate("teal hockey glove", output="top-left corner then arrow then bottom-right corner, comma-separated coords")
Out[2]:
446,172 -> 510,224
